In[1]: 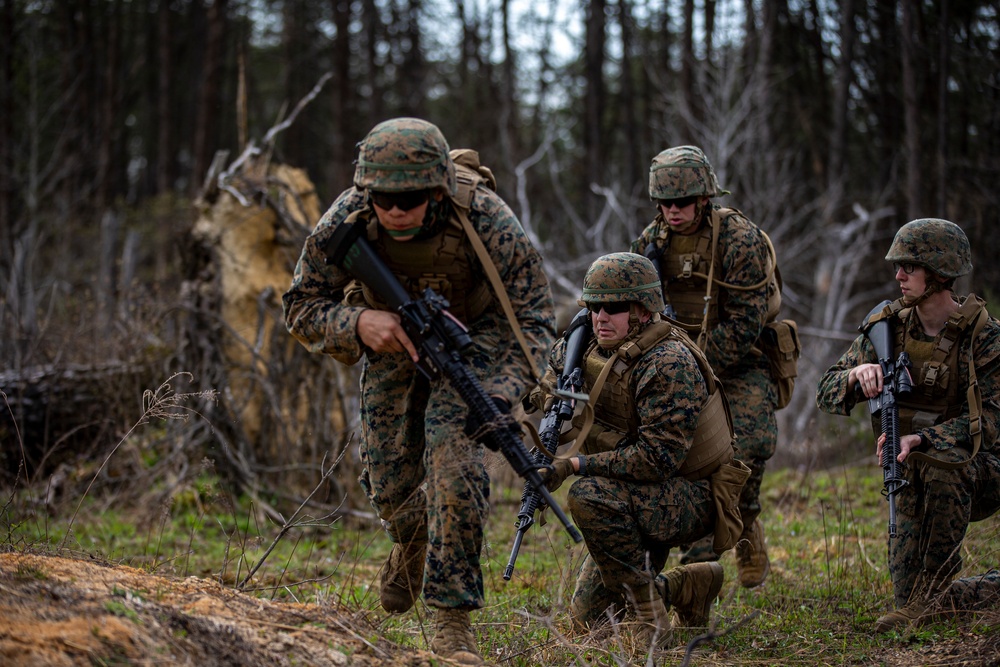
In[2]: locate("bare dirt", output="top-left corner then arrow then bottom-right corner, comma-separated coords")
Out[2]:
0,552 -> 436,667
2,551 -> 999,666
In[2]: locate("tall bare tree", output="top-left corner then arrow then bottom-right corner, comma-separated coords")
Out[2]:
329,0 -> 354,195
156,0 -> 175,195
192,0 -> 229,195
901,0 -> 922,220
583,0 -> 606,218
826,0 -> 857,224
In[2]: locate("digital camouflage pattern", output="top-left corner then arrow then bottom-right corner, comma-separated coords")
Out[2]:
648,145 -> 723,200
632,202 -> 778,541
353,117 -> 458,195
945,569 -> 1000,612
884,218 -> 973,279
283,119 -> 555,610
577,252 -> 664,313
815,302 -> 1000,612
540,319 -> 715,627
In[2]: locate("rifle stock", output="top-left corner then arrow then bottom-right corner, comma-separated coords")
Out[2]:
861,300 -> 912,537
503,307 -> 591,580
322,221 -> 583,546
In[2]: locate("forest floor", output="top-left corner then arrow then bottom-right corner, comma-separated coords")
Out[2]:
3,547 -> 1000,666
0,551 -> 434,667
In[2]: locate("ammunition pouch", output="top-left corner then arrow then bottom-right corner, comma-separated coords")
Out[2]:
760,319 -> 801,409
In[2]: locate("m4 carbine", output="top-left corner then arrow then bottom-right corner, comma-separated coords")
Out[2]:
503,307 -> 591,581
861,300 -> 913,538
322,221 -> 583,547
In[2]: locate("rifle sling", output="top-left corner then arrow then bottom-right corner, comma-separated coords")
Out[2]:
454,205 -> 543,383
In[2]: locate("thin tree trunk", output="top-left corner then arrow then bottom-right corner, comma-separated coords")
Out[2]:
704,0 -> 716,65
584,0 -> 606,218
618,0 -> 639,197
157,0 -> 174,194
901,0 -> 922,219
756,0 -> 777,159
936,0 -> 949,217
498,0 -> 518,196
330,0 -> 353,194
362,0 -> 382,120
827,0 -> 856,217
192,0 -> 228,196
681,0 -> 696,134
0,0 -> 13,249
400,0 -> 425,116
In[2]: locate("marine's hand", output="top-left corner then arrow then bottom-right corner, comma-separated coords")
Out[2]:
876,432 -> 921,463
539,458 -> 576,492
850,363 -> 884,398
356,309 -> 419,362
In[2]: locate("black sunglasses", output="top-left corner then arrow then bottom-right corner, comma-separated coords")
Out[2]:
370,189 -> 430,211
587,301 -> 632,315
657,196 -> 698,210
893,262 -> 919,275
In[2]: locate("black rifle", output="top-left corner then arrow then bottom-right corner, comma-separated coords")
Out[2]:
503,307 -> 591,581
861,300 -> 913,538
322,221 -> 583,546
642,243 -> 679,320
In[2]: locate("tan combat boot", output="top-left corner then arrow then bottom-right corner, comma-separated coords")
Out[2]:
659,562 -> 725,627
430,607 -> 485,666
875,575 -> 949,633
632,583 -> 672,648
378,538 -> 427,613
736,519 -> 770,588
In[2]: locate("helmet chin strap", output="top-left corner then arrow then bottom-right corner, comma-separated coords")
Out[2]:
902,278 -> 943,309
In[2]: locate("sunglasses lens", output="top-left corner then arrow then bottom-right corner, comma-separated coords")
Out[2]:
588,302 -> 631,315
658,196 -> 697,209
371,190 -> 429,211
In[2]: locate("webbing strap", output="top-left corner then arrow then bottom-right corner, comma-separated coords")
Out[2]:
453,204 -> 543,383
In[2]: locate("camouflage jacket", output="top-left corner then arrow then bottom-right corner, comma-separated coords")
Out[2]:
815,299 -> 1000,457
631,204 -> 771,378
543,320 -> 709,483
282,186 -> 555,406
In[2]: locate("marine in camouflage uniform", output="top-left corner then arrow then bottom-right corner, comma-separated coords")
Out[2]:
631,146 -> 778,587
282,118 -> 555,665
815,219 -> 1000,632
534,253 -> 730,644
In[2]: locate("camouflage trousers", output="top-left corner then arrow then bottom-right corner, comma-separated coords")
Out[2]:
358,350 -> 492,610
725,365 -> 778,528
889,449 -> 1000,609
944,569 -> 1000,612
566,474 -> 714,626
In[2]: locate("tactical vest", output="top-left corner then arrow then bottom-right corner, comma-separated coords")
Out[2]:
655,207 -> 781,344
350,159 -> 496,324
869,295 -> 989,441
582,320 -> 735,480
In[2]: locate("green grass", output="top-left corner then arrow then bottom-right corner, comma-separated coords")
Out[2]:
4,460 -> 999,665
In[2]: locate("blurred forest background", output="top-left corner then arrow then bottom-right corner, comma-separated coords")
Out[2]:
2,0 -> 1000,516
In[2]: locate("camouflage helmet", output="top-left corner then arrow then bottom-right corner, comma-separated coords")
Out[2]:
578,253 -> 665,313
885,218 -> 972,279
648,145 -> 723,199
353,118 -> 457,195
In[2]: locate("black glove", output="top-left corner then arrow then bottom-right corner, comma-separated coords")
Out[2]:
464,397 -> 516,448
539,457 -> 577,492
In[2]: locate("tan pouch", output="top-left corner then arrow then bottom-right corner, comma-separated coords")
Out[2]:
710,458 -> 751,555
760,319 -> 800,409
